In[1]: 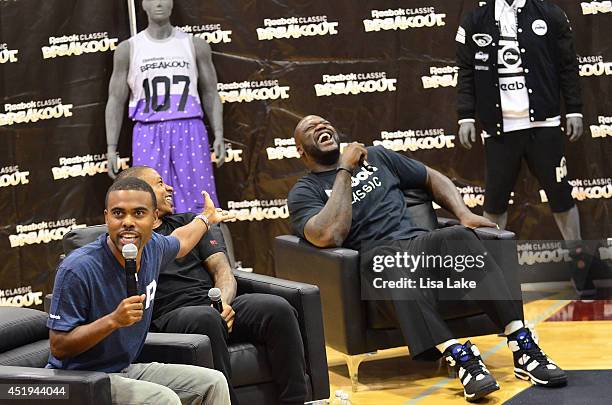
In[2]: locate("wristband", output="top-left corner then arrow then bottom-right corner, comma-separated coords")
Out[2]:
195,214 -> 210,231
336,166 -> 353,176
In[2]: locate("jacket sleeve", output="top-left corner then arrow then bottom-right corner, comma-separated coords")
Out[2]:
551,4 -> 582,115
455,13 -> 476,122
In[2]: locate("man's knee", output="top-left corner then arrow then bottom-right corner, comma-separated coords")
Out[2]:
255,294 -> 298,322
152,386 -> 182,405
188,367 -> 229,401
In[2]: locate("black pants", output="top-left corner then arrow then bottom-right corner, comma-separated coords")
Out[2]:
484,126 -> 575,214
366,226 -> 524,360
151,293 -> 307,405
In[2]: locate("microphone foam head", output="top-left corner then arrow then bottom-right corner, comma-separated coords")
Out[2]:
122,243 -> 138,260
208,287 -> 222,301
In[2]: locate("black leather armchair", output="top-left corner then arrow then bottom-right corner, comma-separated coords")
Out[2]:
60,223 -> 330,404
273,189 -> 522,390
0,306 -> 213,405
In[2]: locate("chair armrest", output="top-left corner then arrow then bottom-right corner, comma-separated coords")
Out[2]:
0,366 -> 110,405
473,226 -> 515,240
136,333 -> 213,368
233,270 -> 330,400
437,217 -> 460,228
273,235 -> 367,356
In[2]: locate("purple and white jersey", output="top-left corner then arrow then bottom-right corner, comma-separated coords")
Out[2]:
128,28 -> 203,123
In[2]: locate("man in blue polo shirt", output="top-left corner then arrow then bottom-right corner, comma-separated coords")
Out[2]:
47,177 -> 232,405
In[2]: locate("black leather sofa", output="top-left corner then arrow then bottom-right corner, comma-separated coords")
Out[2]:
0,306 -> 213,405
273,189 -> 523,390
59,223 -> 330,404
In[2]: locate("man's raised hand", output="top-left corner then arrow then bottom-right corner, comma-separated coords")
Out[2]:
110,294 -> 145,328
339,142 -> 368,172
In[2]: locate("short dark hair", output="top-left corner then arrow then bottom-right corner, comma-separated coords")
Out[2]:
115,166 -> 150,181
105,177 -> 157,209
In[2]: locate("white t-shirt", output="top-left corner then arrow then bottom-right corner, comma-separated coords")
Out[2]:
496,0 -> 560,132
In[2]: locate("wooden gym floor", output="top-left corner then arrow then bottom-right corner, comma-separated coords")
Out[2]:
326,299 -> 612,404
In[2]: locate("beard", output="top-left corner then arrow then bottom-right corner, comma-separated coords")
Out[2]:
308,146 -> 340,166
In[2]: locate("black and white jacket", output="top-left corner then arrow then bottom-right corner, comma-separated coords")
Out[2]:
456,0 -> 582,135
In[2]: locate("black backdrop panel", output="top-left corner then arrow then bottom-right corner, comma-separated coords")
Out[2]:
1,1 -> 610,308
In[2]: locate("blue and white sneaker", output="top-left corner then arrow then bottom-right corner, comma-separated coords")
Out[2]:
444,341 -> 500,402
507,328 -> 567,386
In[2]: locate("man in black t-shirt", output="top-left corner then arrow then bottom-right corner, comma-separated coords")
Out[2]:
117,167 -> 307,405
288,115 -> 568,402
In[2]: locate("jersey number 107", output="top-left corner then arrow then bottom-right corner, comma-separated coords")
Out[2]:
142,75 -> 191,112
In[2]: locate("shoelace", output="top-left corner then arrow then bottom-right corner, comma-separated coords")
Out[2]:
453,346 -> 486,377
517,332 -> 549,365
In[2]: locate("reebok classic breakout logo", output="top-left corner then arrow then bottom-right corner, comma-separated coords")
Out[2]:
0,42 -> 19,64
267,138 -> 300,160
256,15 -> 338,40
433,188 -> 514,210
363,6 -> 446,32
578,55 -> 612,77
0,286 -> 44,308
225,199 -> 289,222
581,1 -> 612,15
41,32 -> 118,59
314,72 -> 397,97
422,66 -> 458,89
373,128 -> 455,152
517,242 -> 571,266
211,143 -> 243,164
591,116 -> 612,138
178,24 -> 232,44
51,153 -> 130,180
8,218 -> 86,248
0,98 -> 73,126
540,178 -> 612,202
0,165 -> 29,188
217,80 -> 290,103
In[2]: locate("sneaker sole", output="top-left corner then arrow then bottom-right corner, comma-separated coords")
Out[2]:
514,368 -> 567,387
464,383 -> 500,402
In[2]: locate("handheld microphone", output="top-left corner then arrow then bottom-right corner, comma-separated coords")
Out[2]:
208,288 -> 223,313
122,244 -> 138,297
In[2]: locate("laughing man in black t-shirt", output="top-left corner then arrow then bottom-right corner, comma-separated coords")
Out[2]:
288,115 -> 568,402
117,166 -> 308,405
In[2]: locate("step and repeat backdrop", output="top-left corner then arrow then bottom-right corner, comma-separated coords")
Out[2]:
1,1 -> 610,308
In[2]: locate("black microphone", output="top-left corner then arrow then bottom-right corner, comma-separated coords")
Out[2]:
122,244 -> 138,297
208,288 -> 223,313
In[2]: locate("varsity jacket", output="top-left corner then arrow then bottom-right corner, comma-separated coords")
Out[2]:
455,0 -> 582,135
